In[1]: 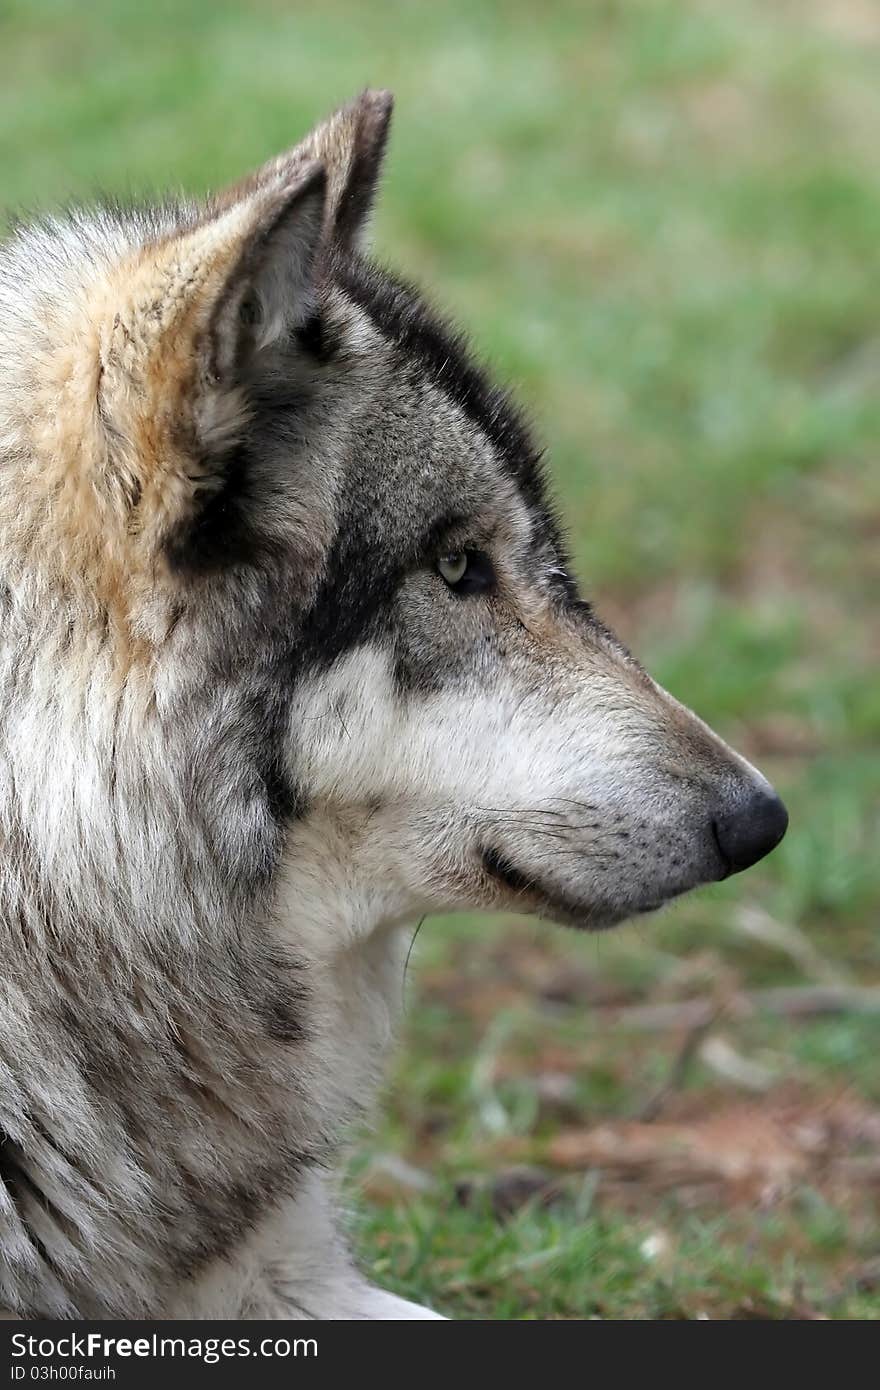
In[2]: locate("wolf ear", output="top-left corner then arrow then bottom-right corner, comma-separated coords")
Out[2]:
205,160 -> 328,381
217,90 -> 393,252
298,89 -> 393,249
93,159 -> 326,516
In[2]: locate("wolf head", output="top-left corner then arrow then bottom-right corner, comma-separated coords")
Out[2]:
0,91 -> 787,953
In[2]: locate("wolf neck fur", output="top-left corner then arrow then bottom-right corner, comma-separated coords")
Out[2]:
0,761 -> 413,1315
278,807 -> 420,1108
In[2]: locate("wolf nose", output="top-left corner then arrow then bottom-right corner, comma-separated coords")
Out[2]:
712,786 -> 788,875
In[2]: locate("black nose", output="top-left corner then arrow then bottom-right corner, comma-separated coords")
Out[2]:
713,786 -> 788,875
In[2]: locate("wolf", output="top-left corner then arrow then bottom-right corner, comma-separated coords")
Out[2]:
0,91 -> 788,1320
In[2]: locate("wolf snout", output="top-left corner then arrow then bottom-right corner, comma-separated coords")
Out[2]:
710,783 -> 788,876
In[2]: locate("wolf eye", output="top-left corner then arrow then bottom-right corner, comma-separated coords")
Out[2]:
436,550 -> 495,596
438,552 -> 468,585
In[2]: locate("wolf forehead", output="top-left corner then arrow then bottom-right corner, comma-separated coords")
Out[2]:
0,92 -> 563,656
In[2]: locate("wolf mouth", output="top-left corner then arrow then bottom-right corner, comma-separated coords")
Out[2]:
480,844 -> 622,930
481,845 -> 543,899
480,844 -> 677,930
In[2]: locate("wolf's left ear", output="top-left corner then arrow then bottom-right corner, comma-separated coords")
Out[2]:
95,159 -> 326,490
206,159 -> 328,381
217,90 -> 393,253
299,89 -> 393,249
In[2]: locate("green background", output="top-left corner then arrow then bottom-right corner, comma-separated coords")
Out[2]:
2,0 -> 878,1317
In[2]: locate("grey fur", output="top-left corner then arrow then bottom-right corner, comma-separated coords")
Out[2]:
0,93 -> 786,1319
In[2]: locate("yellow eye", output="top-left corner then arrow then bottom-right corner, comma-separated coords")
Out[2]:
438,552 -> 468,586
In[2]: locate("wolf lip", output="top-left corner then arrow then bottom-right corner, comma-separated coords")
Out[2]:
481,845 -> 539,898
481,845 -> 619,930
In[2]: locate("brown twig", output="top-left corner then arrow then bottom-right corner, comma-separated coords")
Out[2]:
632,1011 -> 720,1120
609,985 -> 880,1033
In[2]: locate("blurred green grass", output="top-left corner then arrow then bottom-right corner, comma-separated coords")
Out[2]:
2,0 -> 877,1318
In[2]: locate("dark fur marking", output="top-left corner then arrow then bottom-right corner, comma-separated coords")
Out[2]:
0,1133 -> 73,1280
252,953 -> 310,1047
262,752 -> 297,824
295,310 -> 339,362
168,1148 -> 316,1282
334,254 -> 537,473
165,444 -> 280,576
294,543 -> 406,670
0,1129 -> 22,1213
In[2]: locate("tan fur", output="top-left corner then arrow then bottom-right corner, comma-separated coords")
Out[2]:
17,213 -> 233,625
0,177 -> 329,691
